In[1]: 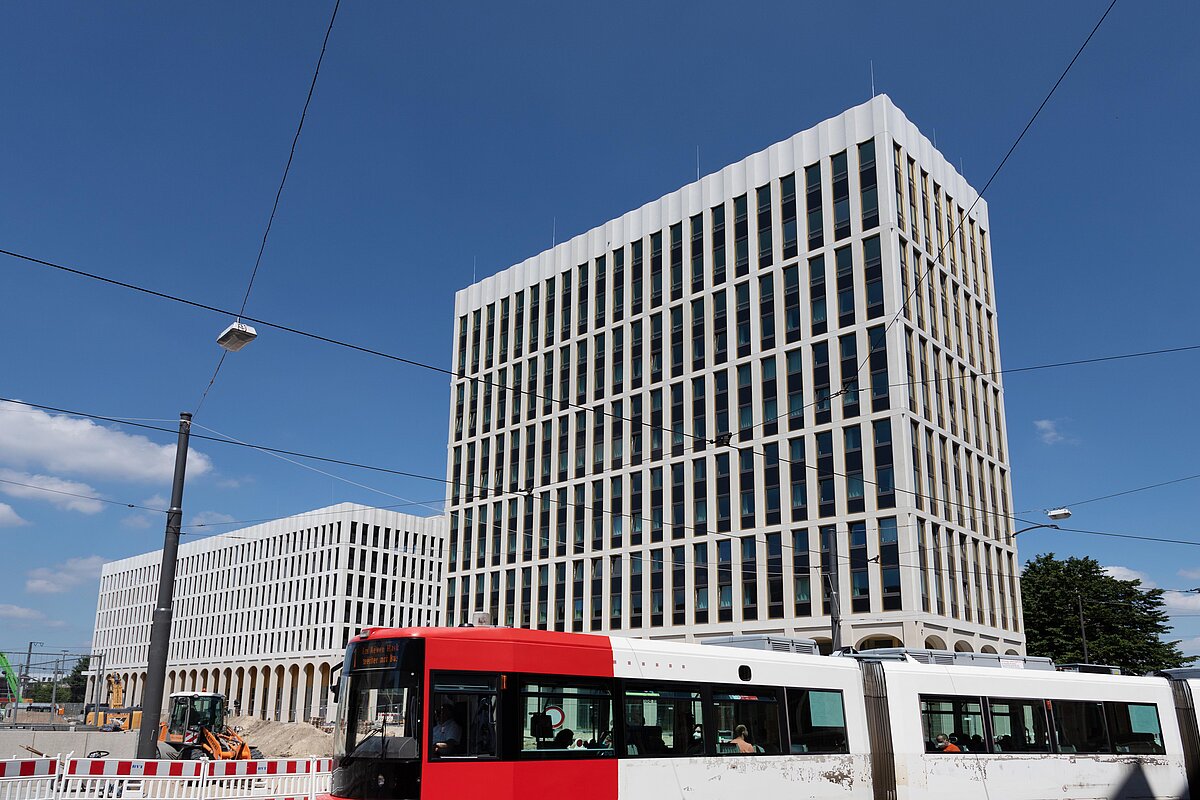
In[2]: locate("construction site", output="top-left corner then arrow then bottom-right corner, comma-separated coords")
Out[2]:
2,651 -> 333,761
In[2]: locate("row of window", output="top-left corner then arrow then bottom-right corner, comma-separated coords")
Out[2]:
451,328 -> 909,468
428,672 -> 848,761
919,694 -> 1166,755
458,241 -> 892,397
448,425 -> 902,567
456,144 -> 889,377
892,144 -> 993,308
455,144 -> 991,384
444,516 -> 1019,633
898,238 -> 998,380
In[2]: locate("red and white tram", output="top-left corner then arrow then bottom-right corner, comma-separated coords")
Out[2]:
323,626 -> 1199,800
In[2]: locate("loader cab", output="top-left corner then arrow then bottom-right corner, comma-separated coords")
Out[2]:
167,693 -> 226,739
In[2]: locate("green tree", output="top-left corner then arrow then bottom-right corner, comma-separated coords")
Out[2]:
67,656 -> 90,703
1021,553 -> 1193,674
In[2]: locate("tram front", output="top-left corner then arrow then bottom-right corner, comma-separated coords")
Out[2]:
327,636 -> 425,800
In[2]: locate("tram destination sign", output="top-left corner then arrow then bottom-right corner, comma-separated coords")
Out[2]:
352,639 -> 403,671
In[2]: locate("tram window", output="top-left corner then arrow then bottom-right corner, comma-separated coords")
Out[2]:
919,695 -> 988,753
622,683 -> 703,757
786,688 -> 848,754
987,698 -> 1050,753
429,672 -> 499,759
1106,702 -> 1165,754
518,678 -> 615,759
711,687 -> 783,755
1050,700 -> 1109,754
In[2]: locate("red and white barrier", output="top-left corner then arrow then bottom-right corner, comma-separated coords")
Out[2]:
0,757 -> 58,800
62,758 -> 206,799
205,758 -> 317,800
0,755 -> 332,800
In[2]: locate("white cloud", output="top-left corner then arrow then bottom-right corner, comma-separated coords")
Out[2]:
0,503 -> 28,527
25,555 -> 107,595
1179,637 -> 1200,657
1178,568 -> 1200,580
1163,591 -> 1200,613
1034,419 -> 1065,445
189,511 -> 235,527
120,514 -> 153,530
0,400 -> 212,483
0,468 -> 105,513
1102,565 -> 1154,586
0,604 -> 46,621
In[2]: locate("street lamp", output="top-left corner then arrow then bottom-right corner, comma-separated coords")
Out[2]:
1012,507 -> 1072,538
136,322 -> 256,758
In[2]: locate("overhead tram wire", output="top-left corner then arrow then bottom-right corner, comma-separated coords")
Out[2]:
195,0 -> 342,415
0,477 -> 167,513
8,395 -> 1200,590
6,243 -> 1199,460
0,395 -> 1040,543
739,0 -> 1123,439
7,394 -> 1195,560
190,419 -> 443,516
833,0 -> 1121,427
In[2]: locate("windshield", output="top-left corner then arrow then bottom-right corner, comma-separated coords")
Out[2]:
335,638 -> 423,761
193,696 -> 225,730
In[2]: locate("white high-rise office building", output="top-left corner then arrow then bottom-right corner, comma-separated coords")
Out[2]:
89,503 -> 445,721
444,95 -> 1023,655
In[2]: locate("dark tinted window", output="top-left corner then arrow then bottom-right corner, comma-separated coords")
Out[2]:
622,683 -> 703,757
519,679 -> 615,758
712,688 -> 782,755
988,698 -> 1050,753
430,672 -> 498,759
1052,700 -> 1109,754
920,695 -> 987,753
1106,702 -> 1165,754
786,688 -> 848,753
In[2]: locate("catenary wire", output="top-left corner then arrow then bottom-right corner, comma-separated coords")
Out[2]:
9,394 -> 1200,610
6,242 -> 1199,458
195,0 -> 342,416
190,420 -> 443,516
10,395 -> 1200,568
0,477 -> 167,513
808,0 -> 1121,436
0,395 -> 1033,541
741,0 -> 1123,438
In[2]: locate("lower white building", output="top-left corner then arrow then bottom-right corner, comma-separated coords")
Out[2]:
89,503 -> 445,722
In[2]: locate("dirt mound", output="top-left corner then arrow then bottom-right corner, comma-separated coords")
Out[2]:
231,715 -> 334,758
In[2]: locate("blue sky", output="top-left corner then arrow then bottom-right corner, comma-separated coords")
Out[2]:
2,1 -> 1198,662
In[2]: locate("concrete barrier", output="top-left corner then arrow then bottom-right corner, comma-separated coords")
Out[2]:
0,729 -> 138,759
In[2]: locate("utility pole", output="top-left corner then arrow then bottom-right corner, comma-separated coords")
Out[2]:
90,652 -> 106,722
136,412 -> 192,758
823,527 -> 843,652
1077,592 -> 1090,664
19,641 -> 43,714
50,653 -> 63,709
824,571 -> 843,652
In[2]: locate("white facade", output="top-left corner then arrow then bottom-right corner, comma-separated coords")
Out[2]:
89,503 -> 445,721
444,95 -> 1022,654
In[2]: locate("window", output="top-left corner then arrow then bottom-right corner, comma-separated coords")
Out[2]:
988,698 -> 1049,753
1107,702 -> 1164,754
920,695 -> 987,753
712,688 -> 782,754
519,678 -> 615,758
1052,700 -> 1108,754
786,688 -> 848,753
430,672 -> 499,758
623,683 -> 703,757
